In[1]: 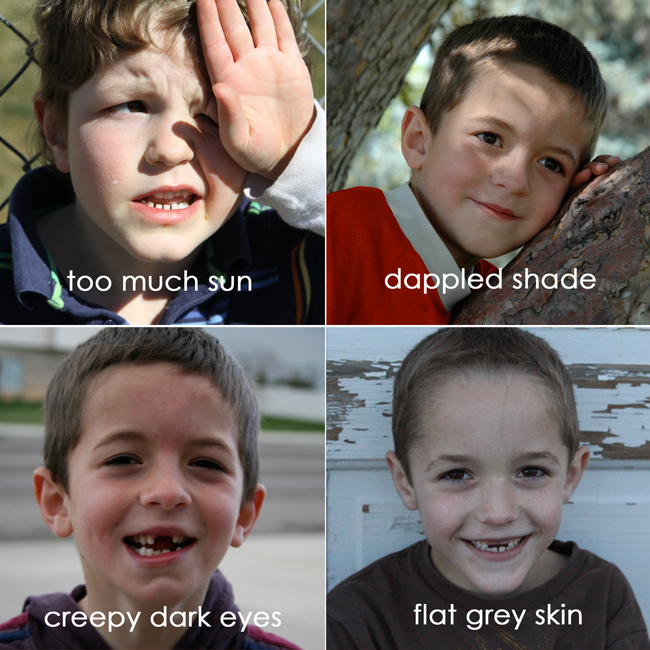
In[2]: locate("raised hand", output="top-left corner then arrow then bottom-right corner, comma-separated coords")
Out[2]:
197,0 -> 315,181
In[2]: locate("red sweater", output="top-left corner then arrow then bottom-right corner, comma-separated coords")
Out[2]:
327,186 -> 497,325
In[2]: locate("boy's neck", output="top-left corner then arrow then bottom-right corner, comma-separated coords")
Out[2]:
36,201 -> 203,324
409,180 -> 481,271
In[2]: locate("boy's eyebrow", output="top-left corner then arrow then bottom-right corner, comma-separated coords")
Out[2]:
92,432 -> 236,458
469,116 -> 578,164
92,431 -> 148,451
425,454 -> 475,473
514,450 -> 562,466
97,81 -> 157,97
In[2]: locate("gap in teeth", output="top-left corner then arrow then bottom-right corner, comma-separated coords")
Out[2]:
470,537 -> 522,553
129,534 -> 188,554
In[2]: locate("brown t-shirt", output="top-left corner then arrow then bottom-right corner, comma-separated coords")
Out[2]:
327,540 -> 650,650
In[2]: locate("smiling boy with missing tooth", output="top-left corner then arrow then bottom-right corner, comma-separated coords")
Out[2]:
0,328 -> 300,650
0,0 -> 324,325
327,329 -> 650,649
327,16 -> 620,325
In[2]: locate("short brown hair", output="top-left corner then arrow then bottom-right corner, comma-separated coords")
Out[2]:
392,328 -> 580,482
34,0 -> 308,164
421,15 -> 608,165
43,328 -> 260,502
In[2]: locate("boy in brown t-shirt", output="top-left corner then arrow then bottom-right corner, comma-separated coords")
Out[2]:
327,329 -> 649,649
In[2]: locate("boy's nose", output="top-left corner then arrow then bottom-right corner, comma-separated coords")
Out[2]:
144,119 -> 194,168
139,466 -> 192,509
475,479 -> 519,526
490,152 -> 530,196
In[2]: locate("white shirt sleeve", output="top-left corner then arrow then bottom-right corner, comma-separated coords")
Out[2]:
243,100 -> 325,237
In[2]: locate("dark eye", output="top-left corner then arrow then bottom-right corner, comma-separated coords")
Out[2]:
518,467 -> 548,479
442,469 -> 470,483
539,157 -> 565,175
105,454 -> 138,466
111,100 -> 148,114
191,458 -> 225,471
477,132 -> 501,146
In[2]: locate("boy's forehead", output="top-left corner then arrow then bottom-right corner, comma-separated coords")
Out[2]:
72,361 -> 241,460
411,373 -> 569,461
94,29 -> 204,86
81,361 -> 228,419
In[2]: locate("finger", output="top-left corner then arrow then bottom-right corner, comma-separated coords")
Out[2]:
216,0 -> 255,59
570,168 -> 592,190
269,0 -> 302,57
606,155 -> 621,166
589,162 -> 609,176
197,0 -> 234,82
213,82 -> 252,164
247,0 -> 279,48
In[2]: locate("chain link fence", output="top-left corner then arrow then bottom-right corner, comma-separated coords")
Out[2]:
0,12 -> 38,213
0,0 -> 324,217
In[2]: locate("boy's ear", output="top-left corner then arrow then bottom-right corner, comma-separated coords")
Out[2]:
401,106 -> 429,172
563,445 -> 590,503
386,451 -> 418,511
33,466 -> 73,538
230,483 -> 266,548
33,92 -> 70,173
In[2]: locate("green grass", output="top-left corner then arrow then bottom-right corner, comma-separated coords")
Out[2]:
0,399 -> 43,423
260,416 -> 324,433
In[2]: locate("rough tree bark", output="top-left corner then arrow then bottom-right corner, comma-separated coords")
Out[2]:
327,0 -> 453,192
452,146 -> 650,324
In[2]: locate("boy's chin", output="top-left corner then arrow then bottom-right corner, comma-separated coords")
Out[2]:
464,566 -> 533,598
123,236 -> 206,267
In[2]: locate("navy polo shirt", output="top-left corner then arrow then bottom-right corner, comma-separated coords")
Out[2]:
0,167 -> 323,324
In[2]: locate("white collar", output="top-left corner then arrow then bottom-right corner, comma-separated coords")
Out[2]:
383,183 -> 471,311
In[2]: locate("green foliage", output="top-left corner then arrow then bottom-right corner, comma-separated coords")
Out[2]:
346,0 -> 650,190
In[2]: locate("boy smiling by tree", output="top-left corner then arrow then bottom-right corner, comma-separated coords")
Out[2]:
327,16 -> 619,325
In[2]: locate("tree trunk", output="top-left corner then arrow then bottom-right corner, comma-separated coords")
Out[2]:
327,0 -> 453,192
452,146 -> 650,324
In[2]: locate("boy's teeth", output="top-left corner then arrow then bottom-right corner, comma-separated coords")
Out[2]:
470,537 -> 522,553
129,534 -> 191,556
142,200 -> 191,210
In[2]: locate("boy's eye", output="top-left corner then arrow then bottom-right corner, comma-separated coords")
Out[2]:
191,458 -> 225,472
441,469 -> 470,483
477,132 -> 501,147
539,157 -> 565,175
518,467 -> 548,479
110,100 -> 148,114
105,454 -> 138,466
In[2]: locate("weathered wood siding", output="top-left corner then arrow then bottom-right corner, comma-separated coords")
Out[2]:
327,327 -> 650,621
